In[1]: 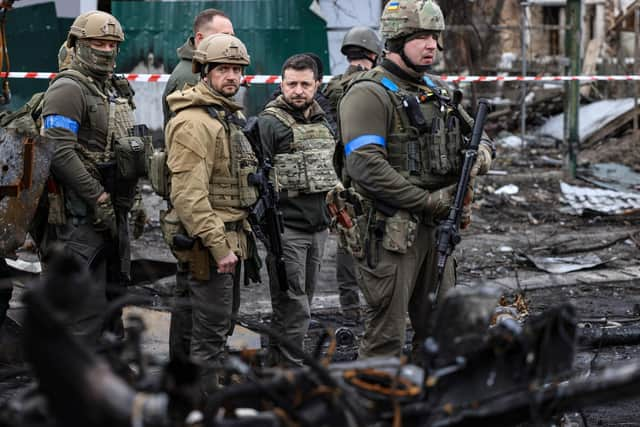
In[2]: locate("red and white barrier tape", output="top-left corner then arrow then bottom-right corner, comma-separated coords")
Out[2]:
2,71 -> 640,84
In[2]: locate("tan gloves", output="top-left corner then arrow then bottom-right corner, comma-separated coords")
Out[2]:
425,182 -> 475,227
424,184 -> 457,219
94,197 -> 117,238
470,143 -> 493,178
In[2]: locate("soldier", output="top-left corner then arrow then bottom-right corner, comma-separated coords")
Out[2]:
324,26 -> 382,115
257,54 -> 337,365
339,0 -> 493,359
164,34 -> 258,394
160,8 -> 234,363
323,26 -> 382,325
162,8 -> 234,126
41,11 -> 143,343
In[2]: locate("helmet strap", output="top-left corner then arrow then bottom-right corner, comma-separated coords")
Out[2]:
400,47 -> 432,74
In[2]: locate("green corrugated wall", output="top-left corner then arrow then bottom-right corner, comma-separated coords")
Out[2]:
112,0 -> 330,114
2,2 -> 65,110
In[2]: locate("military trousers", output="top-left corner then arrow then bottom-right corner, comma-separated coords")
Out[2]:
42,223 -> 109,345
267,226 -> 328,366
355,222 -> 455,360
336,245 -> 361,322
169,262 -> 192,361
188,262 -> 240,395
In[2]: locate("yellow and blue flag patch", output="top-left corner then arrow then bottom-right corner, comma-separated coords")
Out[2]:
387,1 -> 399,10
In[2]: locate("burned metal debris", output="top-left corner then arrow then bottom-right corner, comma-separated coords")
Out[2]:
2,253 -> 640,427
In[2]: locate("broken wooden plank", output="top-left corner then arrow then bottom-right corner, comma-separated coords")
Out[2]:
583,107 -> 640,147
463,265 -> 640,291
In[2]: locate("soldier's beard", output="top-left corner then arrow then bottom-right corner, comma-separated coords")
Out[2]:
73,40 -> 117,79
284,95 -> 313,111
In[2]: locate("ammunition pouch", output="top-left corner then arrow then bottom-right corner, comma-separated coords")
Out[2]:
149,150 -> 170,198
208,125 -> 259,208
424,115 -> 463,176
380,209 -> 417,254
114,136 -> 148,181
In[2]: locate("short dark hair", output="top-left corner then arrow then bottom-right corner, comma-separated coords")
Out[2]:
281,54 -> 319,81
193,8 -> 228,34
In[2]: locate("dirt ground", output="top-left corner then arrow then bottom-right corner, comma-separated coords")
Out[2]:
1,130 -> 639,425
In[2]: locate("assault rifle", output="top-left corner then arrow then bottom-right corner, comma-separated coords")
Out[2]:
244,117 -> 288,292
432,99 -> 491,306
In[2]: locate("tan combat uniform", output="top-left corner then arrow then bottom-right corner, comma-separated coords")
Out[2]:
165,80 -> 257,392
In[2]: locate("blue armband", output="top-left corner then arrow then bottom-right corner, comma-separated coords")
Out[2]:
344,135 -> 386,156
43,115 -> 79,134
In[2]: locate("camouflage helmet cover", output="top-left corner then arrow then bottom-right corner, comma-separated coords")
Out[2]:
341,26 -> 383,57
57,42 -> 73,71
192,33 -> 250,73
66,11 -> 125,47
380,0 -> 445,40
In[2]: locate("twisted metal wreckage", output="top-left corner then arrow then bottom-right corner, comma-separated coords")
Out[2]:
1,250 -> 640,427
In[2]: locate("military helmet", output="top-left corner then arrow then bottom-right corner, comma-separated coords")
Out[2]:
57,42 -> 73,71
67,11 -> 125,48
192,33 -> 250,74
341,26 -> 382,56
380,0 -> 445,40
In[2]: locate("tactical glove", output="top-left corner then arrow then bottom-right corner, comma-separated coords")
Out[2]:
424,184 -> 457,219
460,178 -> 476,229
470,142 -> 493,177
93,198 -> 117,239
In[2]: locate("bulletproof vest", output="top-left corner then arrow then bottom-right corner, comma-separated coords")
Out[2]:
262,106 -> 337,196
324,74 -> 345,115
51,70 -> 146,215
325,69 -> 365,114
346,68 -> 468,192
50,70 -> 136,163
206,106 -> 259,209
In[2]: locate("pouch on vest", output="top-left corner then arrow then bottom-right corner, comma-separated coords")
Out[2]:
114,136 -> 147,180
381,210 -> 417,254
304,148 -> 338,193
229,126 -> 259,207
149,150 -> 170,198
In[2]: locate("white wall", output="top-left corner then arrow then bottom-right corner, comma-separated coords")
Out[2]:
318,0 -> 381,74
13,0 -> 97,17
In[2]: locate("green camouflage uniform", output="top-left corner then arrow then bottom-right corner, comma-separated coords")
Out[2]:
339,59 -> 491,359
41,67 -> 139,343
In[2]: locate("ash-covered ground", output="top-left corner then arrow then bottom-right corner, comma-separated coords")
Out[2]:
1,133 -> 639,425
